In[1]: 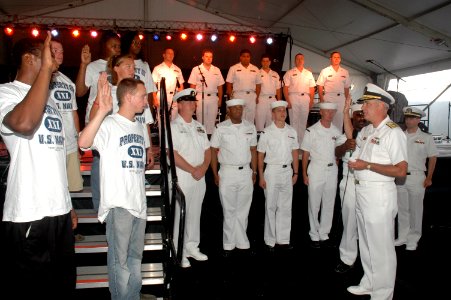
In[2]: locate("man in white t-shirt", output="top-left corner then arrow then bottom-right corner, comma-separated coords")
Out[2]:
0,33 -> 75,299
50,39 -> 83,192
79,77 -> 148,299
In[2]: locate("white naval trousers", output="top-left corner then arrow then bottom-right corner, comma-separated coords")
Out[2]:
324,93 -> 345,133
338,175 -> 358,266
288,93 -> 310,146
172,169 -> 206,259
356,180 -> 397,300
396,171 -> 426,248
263,165 -> 293,246
196,94 -> 219,135
234,91 -> 257,124
255,95 -> 276,131
218,165 -> 254,250
307,162 -> 338,241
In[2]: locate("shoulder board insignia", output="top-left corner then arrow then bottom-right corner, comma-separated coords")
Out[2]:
386,121 -> 398,129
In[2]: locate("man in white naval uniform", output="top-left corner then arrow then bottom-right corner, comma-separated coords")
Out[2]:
283,53 -> 316,146
257,101 -> 299,249
153,48 -> 185,120
255,54 -> 281,132
188,49 -> 225,135
210,99 -> 257,256
170,88 -> 211,268
395,106 -> 437,251
316,51 -> 351,132
348,83 -> 407,300
334,101 -> 368,273
226,49 -> 262,124
301,102 -> 346,248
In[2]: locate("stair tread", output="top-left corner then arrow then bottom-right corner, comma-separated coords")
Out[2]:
75,207 -> 163,223
71,185 -> 161,198
76,263 -> 164,289
75,233 -> 163,253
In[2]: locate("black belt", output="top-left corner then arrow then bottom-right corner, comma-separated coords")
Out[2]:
282,165 -> 288,168
202,93 -> 218,96
238,166 -> 244,170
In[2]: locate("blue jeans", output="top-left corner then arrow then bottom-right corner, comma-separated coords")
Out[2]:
106,208 -> 146,300
91,155 -> 100,210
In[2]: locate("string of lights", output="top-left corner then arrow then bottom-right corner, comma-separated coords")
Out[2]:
1,15 -> 290,45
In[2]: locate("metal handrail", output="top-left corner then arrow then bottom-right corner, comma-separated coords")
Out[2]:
158,78 -> 186,267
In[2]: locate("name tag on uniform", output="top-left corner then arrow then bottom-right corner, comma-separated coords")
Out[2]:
415,140 -> 425,144
197,127 -> 205,133
370,137 -> 380,145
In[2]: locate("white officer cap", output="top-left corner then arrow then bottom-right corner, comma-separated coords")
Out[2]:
403,106 -> 425,118
319,102 -> 338,110
357,83 -> 395,105
226,99 -> 245,107
173,88 -> 197,102
351,103 -> 363,114
271,100 -> 288,109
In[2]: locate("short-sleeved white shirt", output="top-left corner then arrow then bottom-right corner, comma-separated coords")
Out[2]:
170,116 -> 210,175
226,63 -> 262,92
352,116 -> 407,181
91,114 -> 147,223
134,59 -> 157,93
259,69 -> 281,96
50,71 -> 79,154
283,68 -> 316,93
316,65 -> 351,93
152,62 -> 185,94
85,59 -> 108,124
405,128 -> 438,172
257,122 -> 299,165
301,120 -> 345,164
0,80 -> 72,222
188,64 -> 225,94
210,119 -> 257,165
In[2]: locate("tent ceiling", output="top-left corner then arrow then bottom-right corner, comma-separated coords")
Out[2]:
1,0 -> 450,76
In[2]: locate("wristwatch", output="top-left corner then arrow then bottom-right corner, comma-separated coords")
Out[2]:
366,164 -> 371,170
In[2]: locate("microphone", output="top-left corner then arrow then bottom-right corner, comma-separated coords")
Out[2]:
349,129 -> 358,156
366,59 -> 374,63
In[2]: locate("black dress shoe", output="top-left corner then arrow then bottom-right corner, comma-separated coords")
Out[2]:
320,239 -> 336,248
222,249 -> 233,258
276,244 -> 294,250
334,261 -> 354,273
266,245 -> 275,254
310,240 -> 321,249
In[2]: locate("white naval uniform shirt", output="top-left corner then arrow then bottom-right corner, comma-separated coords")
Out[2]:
301,121 -> 345,165
316,65 -> 351,94
259,69 -> 281,96
352,117 -> 407,181
226,63 -> 262,93
283,67 -> 316,94
257,122 -> 299,164
210,119 -> 257,165
152,62 -> 185,94
188,64 -> 225,95
50,71 -> 79,154
405,128 -> 438,172
134,59 -> 157,94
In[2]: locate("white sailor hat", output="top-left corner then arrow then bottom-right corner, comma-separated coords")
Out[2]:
173,88 -> 197,102
319,102 -> 338,110
403,106 -> 425,118
357,83 -> 395,105
271,100 -> 288,109
351,103 -> 363,114
226,99 -> 245,107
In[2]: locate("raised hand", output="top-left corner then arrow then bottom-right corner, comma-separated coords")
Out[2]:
97,72 -> 113,113
81,44 -> 91,65
42,31 -> 58,73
